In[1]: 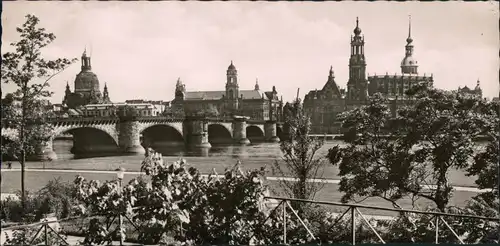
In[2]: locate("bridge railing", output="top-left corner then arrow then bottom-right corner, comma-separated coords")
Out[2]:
44,116 -> 277,124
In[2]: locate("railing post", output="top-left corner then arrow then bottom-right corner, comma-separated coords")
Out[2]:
44,223 -> 48,245
351,206 -> 356,245
435,215 -> 439,244
283,201 -> 287,245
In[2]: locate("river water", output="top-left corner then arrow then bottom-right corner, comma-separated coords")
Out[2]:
52,139 -> 341,160
46,139 -> 482,189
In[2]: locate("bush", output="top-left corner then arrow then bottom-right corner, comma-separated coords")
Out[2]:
0,178 -> 76,223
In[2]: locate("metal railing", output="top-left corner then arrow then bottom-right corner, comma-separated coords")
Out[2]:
262,196 -> 500,245
3,196 -> 497,245
1,212 -> 138,246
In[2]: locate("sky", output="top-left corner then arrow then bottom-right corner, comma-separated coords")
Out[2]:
1,1 -> 499,103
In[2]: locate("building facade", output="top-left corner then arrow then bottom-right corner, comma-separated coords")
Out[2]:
62,50 -> 111,109
457,80 -> 483,98
171,61 -> 284,121
304,17 -> 450,134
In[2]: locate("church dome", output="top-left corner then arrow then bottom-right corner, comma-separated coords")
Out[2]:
228,60 -> 236,70
74,70 -> 101,92
353,17 -> 362,35
354,26 -> 362,36
401,56 -> 417,67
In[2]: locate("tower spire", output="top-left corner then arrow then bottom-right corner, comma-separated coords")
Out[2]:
401,15 -> 417,75
407,15 -> 413,44
408,15 -> 412,38
255,78 -> 260,90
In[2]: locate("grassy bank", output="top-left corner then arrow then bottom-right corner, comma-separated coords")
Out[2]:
0,170 -> 476,217
1,156 -> 478,188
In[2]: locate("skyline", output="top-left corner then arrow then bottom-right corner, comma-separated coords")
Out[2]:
1,2 -> 499,103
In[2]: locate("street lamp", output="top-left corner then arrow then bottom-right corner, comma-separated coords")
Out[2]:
115,167 -> 125,246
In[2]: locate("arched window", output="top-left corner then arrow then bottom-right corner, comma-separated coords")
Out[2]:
228,90 -> 233,99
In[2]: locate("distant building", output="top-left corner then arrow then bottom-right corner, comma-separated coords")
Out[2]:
62,50 -> 111,109
81,103 -> 164,117
457,80 -> 483,99
125,100 -> 170,114
171,61 -> 284,121
303,67 -> 346,133
304,17 -> 445,134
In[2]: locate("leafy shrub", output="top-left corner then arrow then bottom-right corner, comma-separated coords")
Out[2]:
1,179 -> 75,223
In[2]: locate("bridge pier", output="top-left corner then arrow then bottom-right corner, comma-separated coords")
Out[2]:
264,121 -> 280,143
184,117 -> 211,148
119,120 -> 146,155
233,116 -> 250,145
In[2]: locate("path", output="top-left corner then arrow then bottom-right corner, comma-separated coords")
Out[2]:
0,168 -> 490,193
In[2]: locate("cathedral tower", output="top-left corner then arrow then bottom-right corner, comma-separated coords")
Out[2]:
347,17 -> 368,101
401,16 -> 418,75
225,61 -> 239,110
81,49 -> 91,72
103,83 -> 110,103
175,77 -> 186,101
62,81 -> 71,106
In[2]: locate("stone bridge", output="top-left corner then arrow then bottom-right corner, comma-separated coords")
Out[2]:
2,116 -> 283,161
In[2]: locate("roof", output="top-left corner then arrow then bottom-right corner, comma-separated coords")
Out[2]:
368,74 -> 433,80
68,109 -> 81,116
185,90 -> 267,100
304,72 -> 343,101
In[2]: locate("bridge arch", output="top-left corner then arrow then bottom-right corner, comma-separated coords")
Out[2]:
53,125 -> 119,144
246,125 -> 265,143
141,124 -> 185,149
56,126 -> 120,156
208,124 -> 233,145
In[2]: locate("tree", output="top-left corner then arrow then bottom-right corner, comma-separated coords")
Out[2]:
1,14 -> 76,213
328,83 -> 488,211
462,99 -> 500,243
117,105 -> 139,120
271,98 -> 326,215
185,104 -> 220,118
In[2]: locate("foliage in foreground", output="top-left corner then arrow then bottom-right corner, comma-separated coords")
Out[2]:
1,178 -> 76,223
2,152 -> 497,244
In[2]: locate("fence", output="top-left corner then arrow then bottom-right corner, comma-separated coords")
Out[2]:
1,197 -> 498,245
261,196 -> 500,245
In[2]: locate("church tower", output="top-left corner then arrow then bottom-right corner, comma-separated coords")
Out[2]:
225,61 -> 239,110
102,83 -> 110,103
62,81 -> 71,106
401,16 -> 418,75
347,17 -> 368,101
175,77 -> 186,101
81,49 -> 92,72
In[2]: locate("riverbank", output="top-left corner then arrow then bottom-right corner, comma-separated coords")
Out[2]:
0,155 -> 479,188
0,168 -> 479,218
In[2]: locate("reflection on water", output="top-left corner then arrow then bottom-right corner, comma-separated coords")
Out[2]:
52,139 -> 346,161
